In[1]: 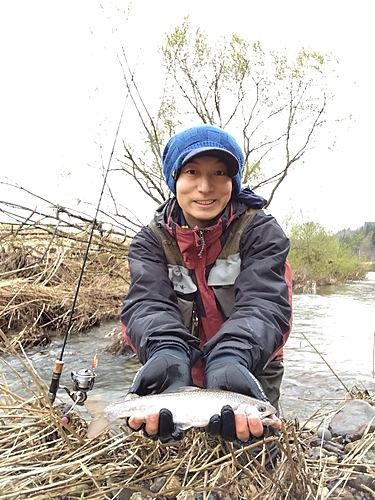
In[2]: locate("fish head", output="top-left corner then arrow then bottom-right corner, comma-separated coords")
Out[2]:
241,399 -> 277,423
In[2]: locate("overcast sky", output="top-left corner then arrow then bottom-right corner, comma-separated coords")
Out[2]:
0,1 -> 373,233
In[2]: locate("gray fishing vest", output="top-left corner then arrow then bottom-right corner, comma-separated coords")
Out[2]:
149,208 -> 258,333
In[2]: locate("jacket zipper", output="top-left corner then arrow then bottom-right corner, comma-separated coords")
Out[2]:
196,229 -> 207,258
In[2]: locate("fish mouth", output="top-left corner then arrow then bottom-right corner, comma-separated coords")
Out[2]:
263,412 -> 276,420
258,405 -> 277,419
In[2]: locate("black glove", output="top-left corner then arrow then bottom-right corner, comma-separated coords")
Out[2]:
205,404 -> 237,441
129,347 -> 193,441
204,352 -> 269,442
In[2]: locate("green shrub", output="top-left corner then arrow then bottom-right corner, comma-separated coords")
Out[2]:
288,222 -> 366,286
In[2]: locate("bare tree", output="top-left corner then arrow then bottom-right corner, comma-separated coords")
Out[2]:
116,17 -> 338,208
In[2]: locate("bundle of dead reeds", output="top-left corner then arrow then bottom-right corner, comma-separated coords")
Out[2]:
0,225 -> 130,351
1,333 -> 375,500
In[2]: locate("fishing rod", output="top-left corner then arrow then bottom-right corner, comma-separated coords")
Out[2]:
47,104 -> 126,409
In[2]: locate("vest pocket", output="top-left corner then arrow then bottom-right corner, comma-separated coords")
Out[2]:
168,265 -> 197,294
207,254 -> 241,286
207,254 -> 241,317
168,265 -> 198,335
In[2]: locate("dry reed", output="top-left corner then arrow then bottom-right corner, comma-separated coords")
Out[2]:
1,330 -> 375,500
0,225 -> 130,351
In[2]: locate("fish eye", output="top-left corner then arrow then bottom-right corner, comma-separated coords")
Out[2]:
258,405 -> 267,413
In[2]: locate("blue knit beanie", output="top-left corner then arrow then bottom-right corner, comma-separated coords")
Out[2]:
162,125 -> 244,195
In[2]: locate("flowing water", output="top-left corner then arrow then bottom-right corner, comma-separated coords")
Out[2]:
1,272 -> 375,422
281,271 -> 375,419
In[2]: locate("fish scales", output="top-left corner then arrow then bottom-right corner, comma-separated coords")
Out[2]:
85,387 -> 276,439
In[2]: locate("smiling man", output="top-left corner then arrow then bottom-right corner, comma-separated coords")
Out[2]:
121,125 -> 292,457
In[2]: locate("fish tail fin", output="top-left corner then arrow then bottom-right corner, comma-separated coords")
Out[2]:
86,416 -> 112,439
84,400 -> 112,439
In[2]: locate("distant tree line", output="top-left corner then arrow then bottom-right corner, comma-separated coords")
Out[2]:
336,222 -> 375,262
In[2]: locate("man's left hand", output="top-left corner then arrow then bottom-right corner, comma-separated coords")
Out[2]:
204,356 -> 281,442
206,404 -> 281,442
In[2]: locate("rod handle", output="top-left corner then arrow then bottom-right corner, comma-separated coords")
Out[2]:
48,360 -> 64,403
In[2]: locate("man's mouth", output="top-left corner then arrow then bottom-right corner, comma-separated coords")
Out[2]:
195,200 -> 215,205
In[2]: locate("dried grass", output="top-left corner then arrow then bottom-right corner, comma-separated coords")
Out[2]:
0,225 -> 130,351
1,332 -> 375,500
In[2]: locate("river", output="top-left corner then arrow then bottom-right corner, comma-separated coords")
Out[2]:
1,272 -> 375,422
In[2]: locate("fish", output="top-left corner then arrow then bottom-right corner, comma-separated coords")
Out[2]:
84,387 -> 277,438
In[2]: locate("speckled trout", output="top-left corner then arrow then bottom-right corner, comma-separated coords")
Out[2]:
84,387 -> 276,438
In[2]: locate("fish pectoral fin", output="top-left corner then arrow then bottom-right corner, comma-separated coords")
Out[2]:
233,403 -> 247,414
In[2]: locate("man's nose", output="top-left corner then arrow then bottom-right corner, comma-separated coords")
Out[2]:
197,176 -> 212,192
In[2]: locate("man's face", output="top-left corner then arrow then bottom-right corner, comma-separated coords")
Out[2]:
176,155 -> 233,228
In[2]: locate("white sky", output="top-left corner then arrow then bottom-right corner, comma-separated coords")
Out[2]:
0,1 -> 374,233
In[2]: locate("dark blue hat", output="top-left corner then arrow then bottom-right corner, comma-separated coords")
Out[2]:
162,125 -> 244,195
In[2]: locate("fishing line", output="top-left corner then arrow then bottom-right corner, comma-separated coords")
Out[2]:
48,103 -> 126,404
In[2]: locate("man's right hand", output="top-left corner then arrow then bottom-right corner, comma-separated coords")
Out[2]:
127,347 -> 193,440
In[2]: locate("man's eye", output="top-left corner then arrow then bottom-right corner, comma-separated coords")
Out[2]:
215,170 -> 227,176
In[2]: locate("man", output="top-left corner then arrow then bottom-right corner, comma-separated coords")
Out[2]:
121,125 -> 292,443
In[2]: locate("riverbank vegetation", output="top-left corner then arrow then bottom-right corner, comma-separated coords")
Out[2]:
287,221 -> 368,292
0,219 -> 130,351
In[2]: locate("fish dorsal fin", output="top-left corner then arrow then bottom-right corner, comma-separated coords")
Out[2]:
175,386 -> 201,393
124,393 -> 140,401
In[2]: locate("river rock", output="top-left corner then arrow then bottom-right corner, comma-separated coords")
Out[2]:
317,427 -> 332,441
347,422 -> 375,441
344,441 -> 358,453
306,447 -> 335,460
160,476 -> 182,498
150,476 -> 167,492
362,443 -> 375,464
107,477 -> 133,500
347,473 -> 375,494
324,487 -> 355,500
329,400 -> 375,437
